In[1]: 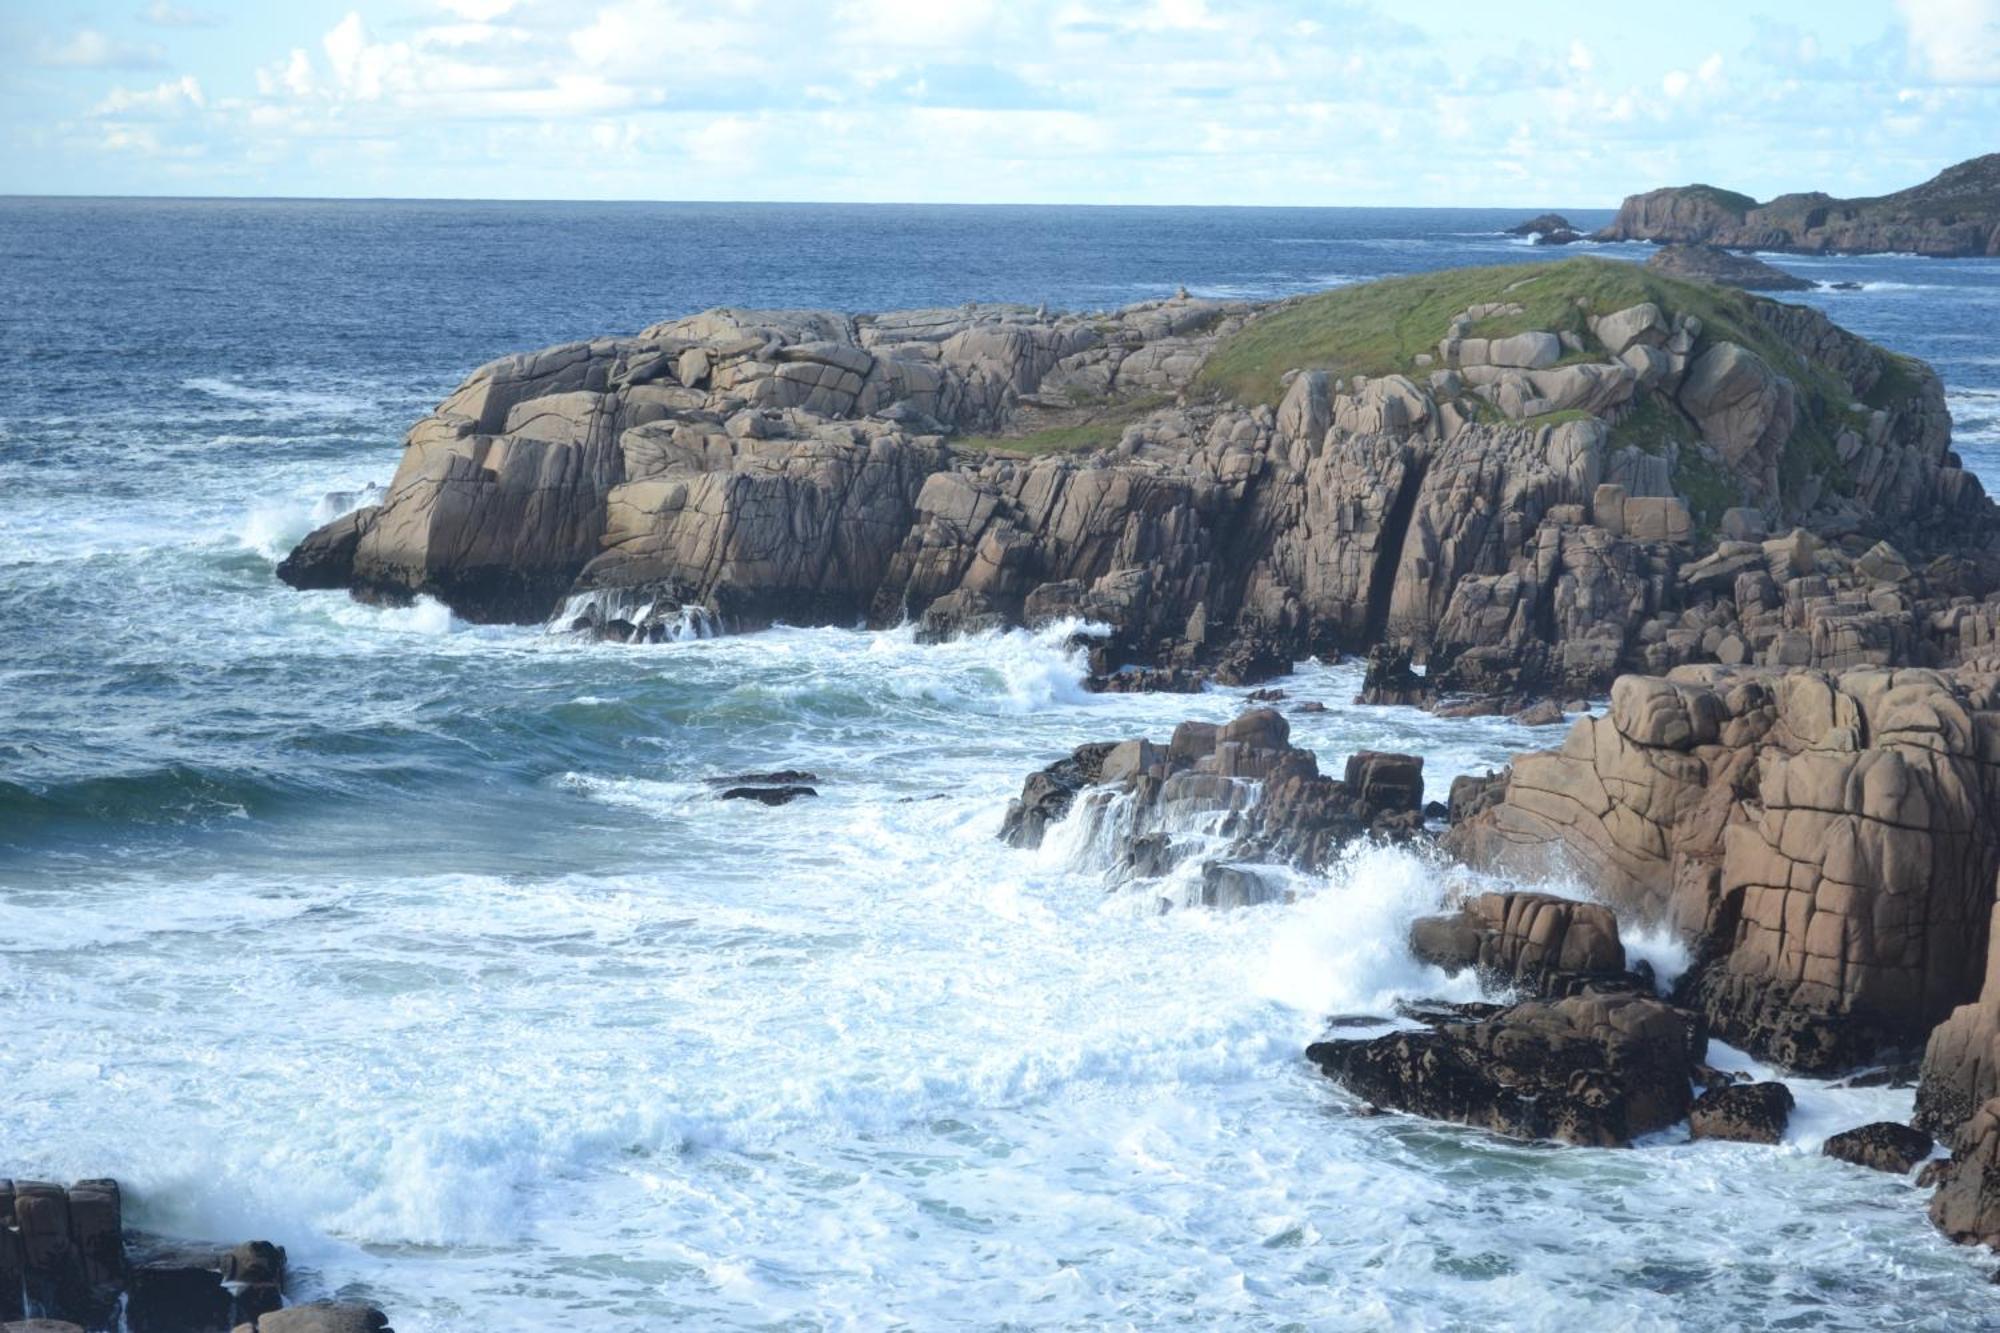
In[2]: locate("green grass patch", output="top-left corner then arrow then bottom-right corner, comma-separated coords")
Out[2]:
1606,392 -> 1690,456
1193,256 -> 1825,407
1675,184 -> 1758,217
1863,352 -> 1926,411
1672,450 -> 1744,540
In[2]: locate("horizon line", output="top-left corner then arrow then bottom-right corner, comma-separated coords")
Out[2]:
0,191 -> 1619,212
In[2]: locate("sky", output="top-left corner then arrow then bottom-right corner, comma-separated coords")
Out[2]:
2,0 -> 1997,205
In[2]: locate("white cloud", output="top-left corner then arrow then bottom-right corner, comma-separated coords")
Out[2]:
37,29 -> 167,69
93,75 -> 207,117
439,0 -> 520,16
1898,0 -> 2000,84
141,2 -> 220,26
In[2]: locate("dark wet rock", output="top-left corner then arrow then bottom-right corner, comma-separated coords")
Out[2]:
1505,213 -> 1576,238
1247,687 -> 1286,702
1693,1062 -> 1751,1093
1308,992 -> 1706,1146
1356,644 -> 1432,708
1445,770 -> 1507,826
1393,997 -> 1509,1027
1409,890 -> 1639,998
1823,1122 -> 1934,1174
1085,667 -> 1205,694
717,785 -> 817,806
1208,636 -> 1293,687
1688,1081 -> 1794,1143
275,505 -> 377,591
1199,862 -> 1288,909
999,742 -> 1114,849
706,769 -> 819,787
0,1177 -> 369,1333
1510,699 -> 1565,727
1291,700 -> 1327,714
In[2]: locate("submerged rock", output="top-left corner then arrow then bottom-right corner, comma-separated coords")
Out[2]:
717,785 -> 817,806
1307,992 -> 1705,1146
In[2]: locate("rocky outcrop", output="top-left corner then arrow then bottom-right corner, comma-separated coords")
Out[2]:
0,1178 -> 387,1333
282,258 -> 1994,705
1504,214 -> 1581,246
1594,154 -> 2000,258
1306,992 -> 1705,1146
1448,666 -> 2000,1074
1644,244 -> 1811,292
1000,709 -> 1423,901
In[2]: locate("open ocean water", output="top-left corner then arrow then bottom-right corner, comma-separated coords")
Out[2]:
3,199 -> 1999,1330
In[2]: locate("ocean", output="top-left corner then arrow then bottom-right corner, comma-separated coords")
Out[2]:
3,199 -> 1999,1330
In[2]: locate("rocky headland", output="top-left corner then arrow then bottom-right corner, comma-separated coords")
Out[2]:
285,252 -> 2000,1261
1593,153 -> 2000,258
282,255 -> 1994,707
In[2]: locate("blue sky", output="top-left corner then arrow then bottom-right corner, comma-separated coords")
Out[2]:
3,0 -> 1997,204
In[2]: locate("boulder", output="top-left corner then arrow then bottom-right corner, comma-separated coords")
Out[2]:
1306,992 -> 1705,1146
1822,1122 -> 1934,1174
246,1304 -> 393,1333
1689,1081 -> 1794,1143
1408,891 -> 1632,997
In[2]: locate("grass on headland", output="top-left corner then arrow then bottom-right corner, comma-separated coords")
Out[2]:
1194,255 -> 1899,512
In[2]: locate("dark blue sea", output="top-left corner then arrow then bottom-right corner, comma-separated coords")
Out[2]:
3,199 -> 1998,1330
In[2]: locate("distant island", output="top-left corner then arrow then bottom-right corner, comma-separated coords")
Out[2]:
1593,152 -> 2000,257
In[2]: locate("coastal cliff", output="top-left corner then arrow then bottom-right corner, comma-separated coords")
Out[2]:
1593,153 -> 2000,258
282,257 -> 1995,703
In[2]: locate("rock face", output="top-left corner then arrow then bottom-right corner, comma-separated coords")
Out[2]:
1928,1097 -> 2000,1247
281,258 -> 1992,705
1689,1081 -> 1794,1143
1000,709 -> 1423,899
1594,154 -> 2000,258
1645,244 -> 1812,292
0,1178 -> 385,1333
1306,992 -> 1705,1146
1448,667 -> 2000,1074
